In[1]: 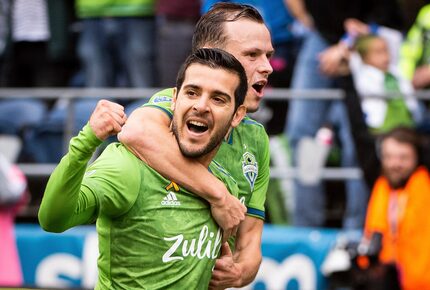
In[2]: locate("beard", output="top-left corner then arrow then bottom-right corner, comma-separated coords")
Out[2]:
171,114 -> 232,159
383,168 -> 415,189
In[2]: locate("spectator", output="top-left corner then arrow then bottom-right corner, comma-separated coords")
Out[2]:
29,0 -> 157,163
0,140 -> 28,286
364,127 -> 430,290
285,0 -> 405,229
283,0 -> 405,229
0,0 -> 76,88
0,0 -> 75,163
349,27 -> 423,134
399,4 -> 430,90
75,0 -> 155,88
155,0 -> 200,88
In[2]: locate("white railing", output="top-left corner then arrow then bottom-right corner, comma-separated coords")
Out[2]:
2,87 -> 430,180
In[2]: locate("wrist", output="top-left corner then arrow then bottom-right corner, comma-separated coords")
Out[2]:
207,182 -> 228,207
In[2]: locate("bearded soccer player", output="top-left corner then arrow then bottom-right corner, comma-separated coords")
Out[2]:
118,3 -> 274,288
38,48 -> 247,289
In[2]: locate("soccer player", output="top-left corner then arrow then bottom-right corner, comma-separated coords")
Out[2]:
38,48 -> 248,289
118,3 -> 274,288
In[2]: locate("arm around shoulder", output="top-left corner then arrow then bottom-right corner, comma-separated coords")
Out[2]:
119,104 -> 246,235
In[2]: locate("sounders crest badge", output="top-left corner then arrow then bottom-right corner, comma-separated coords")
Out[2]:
242,152 -> 258,191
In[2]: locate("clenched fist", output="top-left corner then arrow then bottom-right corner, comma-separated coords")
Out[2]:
89,100 -> 127,140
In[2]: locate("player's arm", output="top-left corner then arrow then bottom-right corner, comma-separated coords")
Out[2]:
118,105 -> 246,238
209,217 -> 263,289
39,100 -> 127,232
209,128 -> 270,289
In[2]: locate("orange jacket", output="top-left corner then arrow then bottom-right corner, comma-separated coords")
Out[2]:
365,166 -> 430,290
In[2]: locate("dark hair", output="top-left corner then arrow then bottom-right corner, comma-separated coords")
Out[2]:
192,3 -> 264,51
176,48 -> 247,111
378,127 -> 422,162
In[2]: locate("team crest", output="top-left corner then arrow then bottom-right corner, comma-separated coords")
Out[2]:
242,152 -> 258,191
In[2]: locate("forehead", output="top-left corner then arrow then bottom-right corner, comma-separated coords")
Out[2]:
181,63 -> 239,93
222,19 -> 273,55
382,138 -> 416,155
368,38 -> 388,51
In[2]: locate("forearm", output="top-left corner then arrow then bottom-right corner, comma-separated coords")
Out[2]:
233,218 -> 263,286
120,107 -> 227,204
38,124 -> 102,232
284,0 -> 313,28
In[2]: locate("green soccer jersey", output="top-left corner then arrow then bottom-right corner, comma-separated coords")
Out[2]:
144,88 -> 270,220
38,124 -> 239,289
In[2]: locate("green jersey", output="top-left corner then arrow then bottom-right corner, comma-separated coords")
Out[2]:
38,124 -> 239,289
145,88 -> 270,220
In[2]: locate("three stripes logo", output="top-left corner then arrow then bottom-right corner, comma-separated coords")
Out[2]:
162,181 -> 181,206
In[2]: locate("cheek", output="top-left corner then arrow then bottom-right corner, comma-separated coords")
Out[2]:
240,61 -> 253,79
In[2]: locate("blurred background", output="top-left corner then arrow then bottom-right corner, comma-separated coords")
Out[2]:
2,0 -> 430,289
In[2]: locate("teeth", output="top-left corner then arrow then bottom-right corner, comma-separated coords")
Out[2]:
189,120 -> 206,127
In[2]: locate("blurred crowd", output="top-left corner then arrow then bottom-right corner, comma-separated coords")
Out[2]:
2,0 -> 430,288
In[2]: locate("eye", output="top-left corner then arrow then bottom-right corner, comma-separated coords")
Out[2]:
212,96 -> 227,105
186,90 -> 197,97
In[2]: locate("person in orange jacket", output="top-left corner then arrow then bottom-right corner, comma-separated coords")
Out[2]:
364,126 -> 430,290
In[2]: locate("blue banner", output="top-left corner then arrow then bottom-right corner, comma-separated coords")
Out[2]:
15,224 -> 341,289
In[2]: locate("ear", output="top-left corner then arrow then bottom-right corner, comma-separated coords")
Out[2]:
171,87 -> 178,112
230,105 -> 247,128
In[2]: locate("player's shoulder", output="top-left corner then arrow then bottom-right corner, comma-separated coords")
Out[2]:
143,88 -> 175,117
209,160 -> 239,197
148,88 -> 174,104
239,115 -> 266,130
236,115 -> 268,139
92,143 -> 141,171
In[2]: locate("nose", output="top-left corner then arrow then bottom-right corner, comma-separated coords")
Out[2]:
259,55 -> 273,76
192,95 -> 210,113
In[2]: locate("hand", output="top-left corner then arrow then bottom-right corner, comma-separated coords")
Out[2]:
209,242 -> 242,290
89,100 -> 127,140
412,65 -> 430,89
344,18 -> 370,37
211,193 -> 246,243
319,43 -> 350,76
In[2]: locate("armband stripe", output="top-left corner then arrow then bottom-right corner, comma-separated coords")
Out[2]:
247,207 -> 265,220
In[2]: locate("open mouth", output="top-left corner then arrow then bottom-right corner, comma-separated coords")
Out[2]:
187,120 -> 208,133
252,81 -> 266,94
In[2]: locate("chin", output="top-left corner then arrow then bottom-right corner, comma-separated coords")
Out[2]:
246,99 -> 260,113
247,106 -> 259,113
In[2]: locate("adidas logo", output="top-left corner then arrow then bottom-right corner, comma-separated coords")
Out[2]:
161,192 -> 181,206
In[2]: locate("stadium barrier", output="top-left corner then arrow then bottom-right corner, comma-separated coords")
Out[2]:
4,87 -> 429,180
15,223 -> 346,290
1,87 -> 365,180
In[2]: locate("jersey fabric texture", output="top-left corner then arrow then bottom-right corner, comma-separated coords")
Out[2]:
38,124 -> 239,289
144,88 -> 270,220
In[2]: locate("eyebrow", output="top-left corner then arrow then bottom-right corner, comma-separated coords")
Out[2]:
183,84 -> 201,92
212,89 -> 232,103
243,47 -> 275,57
183,84 -> 232,102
